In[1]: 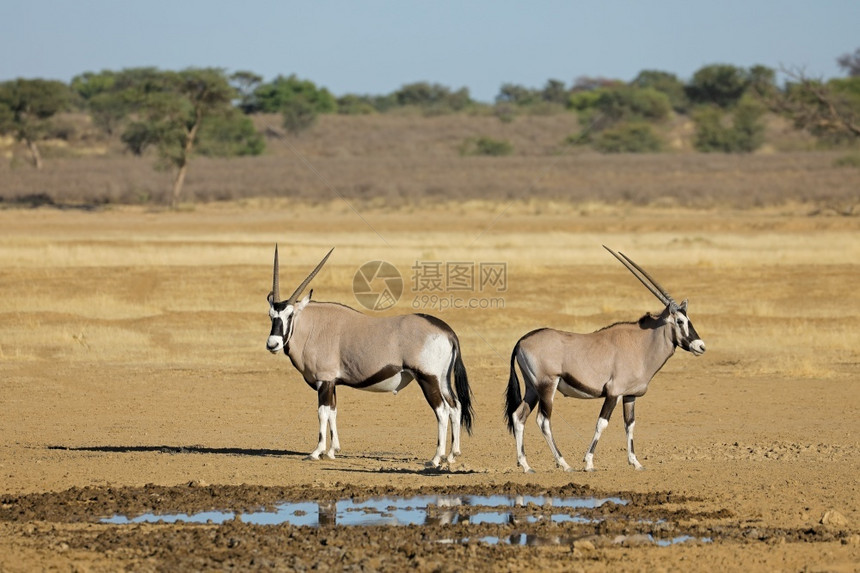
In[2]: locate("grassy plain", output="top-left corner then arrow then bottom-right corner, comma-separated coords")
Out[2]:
0,115 -> 858,569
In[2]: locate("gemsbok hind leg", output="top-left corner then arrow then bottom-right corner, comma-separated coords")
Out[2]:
623,396 -> 644,470
535,384 -> 572,471
512,386 -> 540,473
448,400 -> 463,461
417,375 -> 450,467
308,381 -> 337,460
583,395 -> 619,471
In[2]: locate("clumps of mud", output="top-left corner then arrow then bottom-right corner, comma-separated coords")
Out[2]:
0,482 -> 854,571
0,482 -> 700,524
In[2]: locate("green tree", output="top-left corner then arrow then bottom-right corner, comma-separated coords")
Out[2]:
196,108 -> 265,156
731,97 -> 767,152
336,94 -> 376,115
769,65 -> 860,142
593,122 -> 663,153
249,74 -> 336,114
118,68 -> 237,207
496,83 -> 539,105
230,70 -> 263,113
281,94 -> 318,134
692,96 -> 765,153
686,64 -> 750,108
541,79 -> 568,104
837,47 -> 860,77
631,70 -> 688,112
72,70 -> 128,135
395,82 -> 471,112
0,78 -> 69,169
594,85 -> 671,122
748,65 -> 777,96
568,84 -> 671,146
71,70 -> 117,101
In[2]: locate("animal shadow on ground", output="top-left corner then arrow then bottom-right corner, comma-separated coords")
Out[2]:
47,445 -> 305,457
329,466 -> 481,476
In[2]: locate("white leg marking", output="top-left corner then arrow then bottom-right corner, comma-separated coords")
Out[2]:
536,411 -> 571,472
514,419 -> 532,473
626,420 -> 643,470
429,404 -> 449,467
513,404 -> 534,473
326,408 -> 340,459
584,417 -> 609,472
448,402 -> 462,460
308,405 -> 330,460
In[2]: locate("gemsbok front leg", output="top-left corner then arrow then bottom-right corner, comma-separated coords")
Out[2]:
583,395 -> 619,471
308,380 -> 339,460
623,396 -> 643,470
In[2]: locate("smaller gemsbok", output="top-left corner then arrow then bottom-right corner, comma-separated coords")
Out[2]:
504,246 -> 706,473
266,247 -> 474,467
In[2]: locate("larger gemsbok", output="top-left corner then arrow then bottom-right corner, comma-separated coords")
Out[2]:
504,246 -> 706,473
266,246 -> 474,467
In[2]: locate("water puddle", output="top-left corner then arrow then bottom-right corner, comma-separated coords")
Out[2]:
453,533 -> 712,546
100,493 -> 712,547
102,494 -> 626,527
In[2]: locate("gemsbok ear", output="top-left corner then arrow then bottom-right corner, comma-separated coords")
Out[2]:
679,299 -> 688,312
267,291 -> 275,304
297,292 -> 312,310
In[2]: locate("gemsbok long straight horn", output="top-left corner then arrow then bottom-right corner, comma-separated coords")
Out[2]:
266,246 -> 474,468
504,246 -> 706,473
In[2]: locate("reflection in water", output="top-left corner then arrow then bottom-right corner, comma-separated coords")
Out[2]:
102,493 -> 627,527
101,493 -> 711,547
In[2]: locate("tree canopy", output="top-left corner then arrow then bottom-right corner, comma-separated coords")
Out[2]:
0,78 -> 69,168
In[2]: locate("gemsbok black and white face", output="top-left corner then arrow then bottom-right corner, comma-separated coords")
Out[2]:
667,300 -> 706,356
265,245 -> 331,354
266,296 -> 299,354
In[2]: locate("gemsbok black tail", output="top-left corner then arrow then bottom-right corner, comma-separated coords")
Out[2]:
504,342 -> 522,435
452,341 -> 474,435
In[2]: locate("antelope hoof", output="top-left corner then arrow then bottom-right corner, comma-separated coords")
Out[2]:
305,453 -> 322,461
584,465 -> 595,472
325,451 -> 337,460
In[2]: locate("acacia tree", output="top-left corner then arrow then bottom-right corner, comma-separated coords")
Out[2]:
71,70 -> 129,135
837,48 -> 860,77
0,78 -> 68,168
685,64 -> 751,108
766,54 -> 860,141
119,68 -> 237,207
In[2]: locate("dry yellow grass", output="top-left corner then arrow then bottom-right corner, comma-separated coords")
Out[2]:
0,201 -> 857,570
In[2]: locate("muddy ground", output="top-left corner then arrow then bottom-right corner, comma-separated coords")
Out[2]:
0,202 -> 857,571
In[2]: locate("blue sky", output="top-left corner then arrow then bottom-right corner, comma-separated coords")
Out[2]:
1,1 -> 857,102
